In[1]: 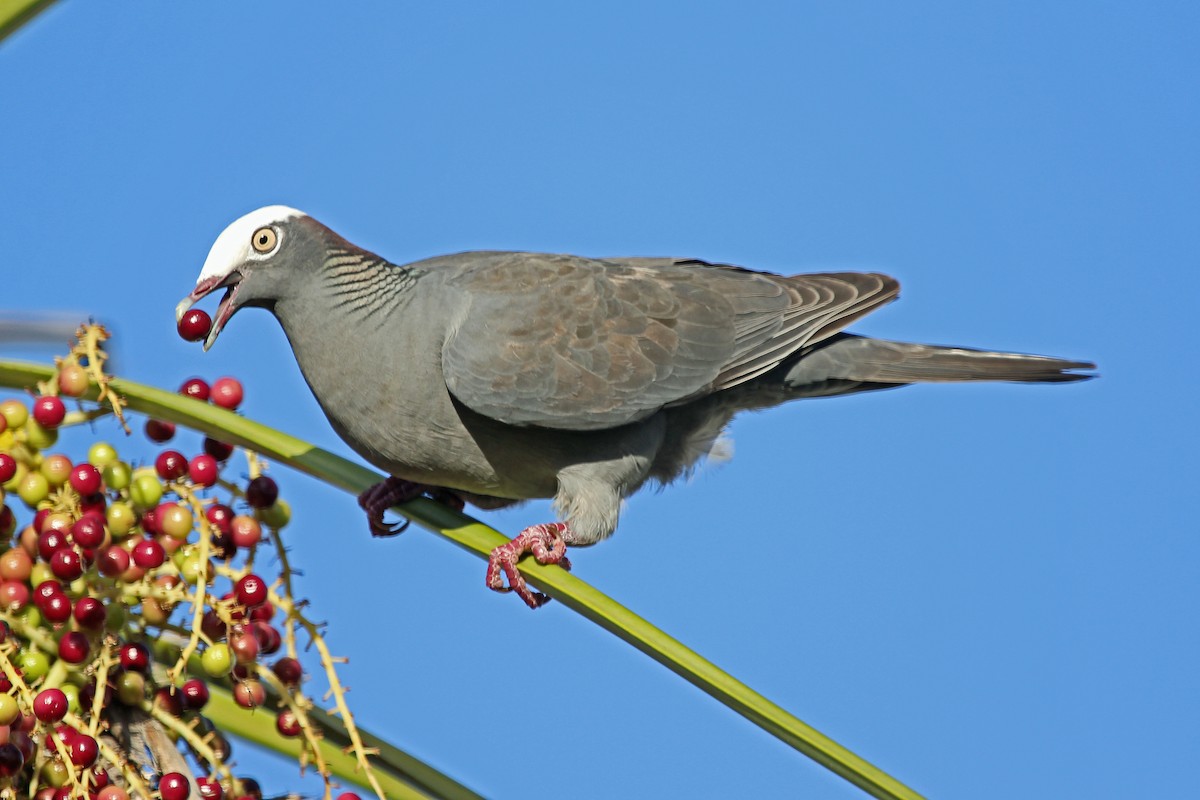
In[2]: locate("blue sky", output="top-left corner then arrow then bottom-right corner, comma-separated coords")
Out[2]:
1,2 -> 1196,798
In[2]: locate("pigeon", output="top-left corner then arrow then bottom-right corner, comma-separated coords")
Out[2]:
178,206 -> 1094,608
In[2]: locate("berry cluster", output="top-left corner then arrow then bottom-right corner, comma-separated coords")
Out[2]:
0,327 -> 371,800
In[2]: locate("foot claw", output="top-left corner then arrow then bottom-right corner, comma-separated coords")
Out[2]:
485,522 -> 571,609
357,477 -> 426,538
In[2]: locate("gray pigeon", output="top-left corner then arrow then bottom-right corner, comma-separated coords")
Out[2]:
178,206 -> 1094,608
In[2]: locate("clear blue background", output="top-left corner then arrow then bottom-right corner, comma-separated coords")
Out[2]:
2,2 -> 1196,798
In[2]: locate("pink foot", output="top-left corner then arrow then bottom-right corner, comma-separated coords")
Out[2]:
357,477 -> 429,537
486,522 -> 573,609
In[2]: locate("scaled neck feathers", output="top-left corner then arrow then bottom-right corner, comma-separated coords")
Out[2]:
320,248 -> 418,324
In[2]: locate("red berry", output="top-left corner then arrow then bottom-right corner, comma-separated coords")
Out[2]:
131,537 -> 165,569
119,642 -> 150,672
34,579 -> 64,604
249,600 -> 274,622
272,657 -> 302,686
45,723 -> 75,751
58,631 -> 90,663
181,678 -> 209,709
139,506 -> 161,535
155,450 -> 187,480
68,463 -> 103,495
73,597 -> 107,629
37,529 -> 70,561
97,545 -> 130,577
233,679 -> 265,708
336,794 -> 363,800
0,580 -> 29,610
179,377 -> 211,401
144,419 -> 176,443
229,515 -> 261,549
276,708 -> 301,737
189,454 -> 219,487
41,592 -> 72,623
0,453 -> 16,483
71,516 -> 106,548
178,309 -> 212,342
196,777 -> 224,800
67,732 -> 99,767
244,476 -> 277,509
201,609 -> 226,640
206,504 -> 234,535
0,742 -> 23,778
154,687 -> 185,716
80,493 -> 107,518
235,574 -> 268,607
50,548 -> 84,581
32,688 -> 68,722
229,626 -> 259,663
253,622 -> 281,654
210,376 -> 244,410
203,437 -> 234,461
159,771 -> 191,800
89,765 -> 110,789
32,396 -> 66,429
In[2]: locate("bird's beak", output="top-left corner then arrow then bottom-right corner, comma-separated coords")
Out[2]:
176,271 -> 244,352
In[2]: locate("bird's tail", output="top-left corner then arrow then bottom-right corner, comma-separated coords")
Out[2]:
783,334 -> 1095,392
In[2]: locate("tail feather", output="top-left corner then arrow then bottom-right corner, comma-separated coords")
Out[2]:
784,334 -> 1096,388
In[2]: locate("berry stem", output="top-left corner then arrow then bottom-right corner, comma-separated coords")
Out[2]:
169,485 -> 216,685
269,580 -> 386,800
268,525 -> 301,663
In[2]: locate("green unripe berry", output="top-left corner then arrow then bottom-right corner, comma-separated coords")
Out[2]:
24,418 -> 58,449
129,471 -> 163,508
114,671 -> 146,705
2,460 -> 27,492
0,400 -> 28,430
41,758 -> 70,788
0,693 -> 19,725
14,648 -> 50,681
102,460 -> 132,491
201,643 -> 233,677
255,499 -> 292,529
179,553 -> 212,585
17,605 -> 42,629
60,683 -> 81,715
29,561 -> 54,588
106,501 -> 136,538
16,471 -> 49,506
88,441 -> 119,469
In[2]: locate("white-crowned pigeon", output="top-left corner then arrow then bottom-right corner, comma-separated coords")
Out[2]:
178,206 -> 1094,608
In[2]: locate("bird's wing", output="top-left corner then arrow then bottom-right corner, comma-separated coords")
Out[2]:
440,253 -> 898,430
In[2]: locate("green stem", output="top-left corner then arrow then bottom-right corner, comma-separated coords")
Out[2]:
202,683 -> 439,800
0,359 -> 923,800
0,0 -> 57,44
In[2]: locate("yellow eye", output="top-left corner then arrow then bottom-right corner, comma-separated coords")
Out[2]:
251,226 -> 278,253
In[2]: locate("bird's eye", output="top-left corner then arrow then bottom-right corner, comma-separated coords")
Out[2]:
251,227 -> 278,253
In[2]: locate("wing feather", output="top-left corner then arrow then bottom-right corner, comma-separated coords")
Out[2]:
440,253 -> 897,429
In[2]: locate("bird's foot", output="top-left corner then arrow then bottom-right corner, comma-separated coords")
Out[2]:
486,522 -> 573,609
357,477 -> 430,537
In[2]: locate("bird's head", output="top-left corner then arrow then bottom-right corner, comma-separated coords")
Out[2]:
177,205 -> 325,350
